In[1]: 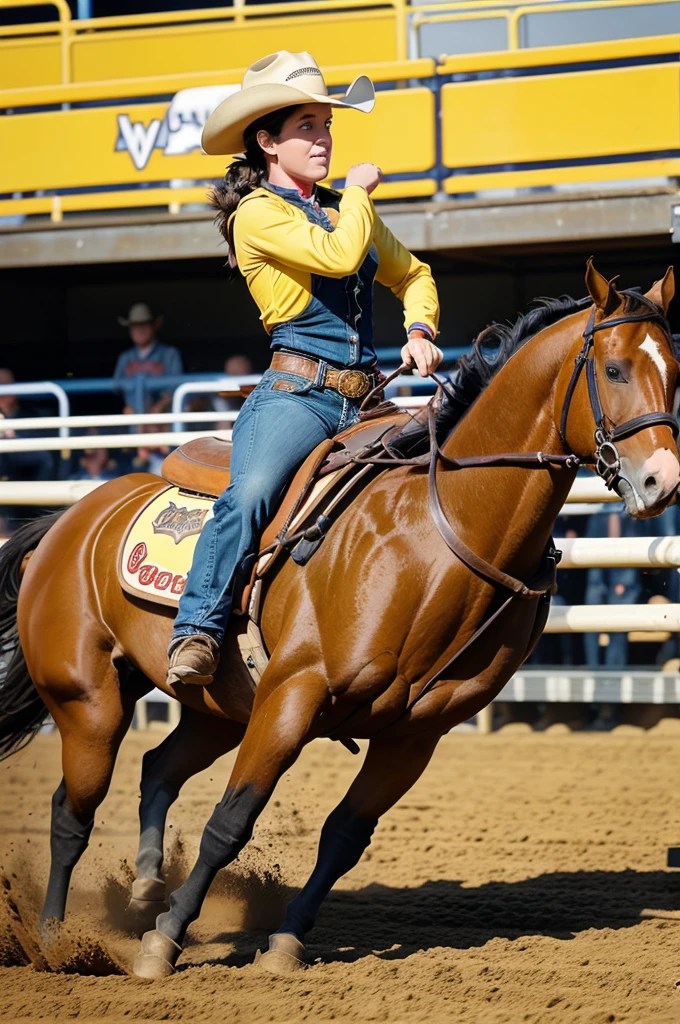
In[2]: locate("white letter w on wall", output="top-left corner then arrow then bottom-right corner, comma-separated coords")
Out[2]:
116,114 -> 162,171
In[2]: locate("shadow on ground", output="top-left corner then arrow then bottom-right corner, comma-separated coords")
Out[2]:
194,867 -> 680,969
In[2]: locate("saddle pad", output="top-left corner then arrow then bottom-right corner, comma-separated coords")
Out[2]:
119,486 -> 214,608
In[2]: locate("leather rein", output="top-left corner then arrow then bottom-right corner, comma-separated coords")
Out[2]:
343,301 -> 679,716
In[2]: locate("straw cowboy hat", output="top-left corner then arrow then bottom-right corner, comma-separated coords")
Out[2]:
202,51 -> 375,157
117,302 -> 162,327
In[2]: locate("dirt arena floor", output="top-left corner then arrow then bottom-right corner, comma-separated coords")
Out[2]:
1,721 -> 680,1023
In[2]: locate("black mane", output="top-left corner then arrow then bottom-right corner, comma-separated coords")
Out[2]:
452,288 -> 670,409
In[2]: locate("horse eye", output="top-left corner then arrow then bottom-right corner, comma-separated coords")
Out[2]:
605,364 -> 625,382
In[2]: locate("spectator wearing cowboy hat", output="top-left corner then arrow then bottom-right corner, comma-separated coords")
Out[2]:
114,302 -> 183,415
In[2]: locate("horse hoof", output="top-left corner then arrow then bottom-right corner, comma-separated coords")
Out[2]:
130,877 -> 166,903
132,929 -> 182,980
255,933 -> 308,975
126,878 -> 168,933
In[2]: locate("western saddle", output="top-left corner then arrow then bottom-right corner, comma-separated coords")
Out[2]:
161,403 -> 411,616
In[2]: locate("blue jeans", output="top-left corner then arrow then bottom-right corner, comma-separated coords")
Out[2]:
172,368 -> 361,644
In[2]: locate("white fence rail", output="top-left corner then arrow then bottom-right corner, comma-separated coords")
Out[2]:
0,430 -> 234,453
0,474 -> 616,506
0,410 -> 239,432
545,604 -> 680,633
558,535 -> 680,569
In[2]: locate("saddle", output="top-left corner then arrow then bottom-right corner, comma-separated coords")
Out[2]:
119,403 -> 410,615
163,404 -> 410,556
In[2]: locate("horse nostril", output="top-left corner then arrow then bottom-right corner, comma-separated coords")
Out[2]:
644,474 -> 658,492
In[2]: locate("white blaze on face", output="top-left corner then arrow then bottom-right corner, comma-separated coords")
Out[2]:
640,333 -> 668,391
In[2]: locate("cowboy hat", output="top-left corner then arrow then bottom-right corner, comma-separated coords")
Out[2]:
118,302 -> 161,327
202,50 -> 375,157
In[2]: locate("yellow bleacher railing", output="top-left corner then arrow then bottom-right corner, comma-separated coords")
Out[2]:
0,23 -> 678,219
0,0 -> 71,84
2,0 -> 679,88
0,57 -> 435,109
410,0 -> 680,51
0,0 -> 408,87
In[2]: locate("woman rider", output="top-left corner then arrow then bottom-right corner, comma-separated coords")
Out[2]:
167,50 -> 443,687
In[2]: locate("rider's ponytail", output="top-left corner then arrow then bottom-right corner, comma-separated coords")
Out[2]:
209,104 -> 300,256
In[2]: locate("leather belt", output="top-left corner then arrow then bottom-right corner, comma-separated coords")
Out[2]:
270,351 -> 378,400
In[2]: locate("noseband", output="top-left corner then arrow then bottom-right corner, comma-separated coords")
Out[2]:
559,300 -> 679,490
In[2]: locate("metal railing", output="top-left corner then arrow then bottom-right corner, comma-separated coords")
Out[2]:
0,357 -> 464,434
0,0 -> 70,82
410,0 -> 680,50
0,381 -> 70,440
2,0 -> 678,85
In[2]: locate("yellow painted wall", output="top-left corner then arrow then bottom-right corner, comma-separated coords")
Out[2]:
1,37 -> 63,89
72,12 -> 397,81
441,64 -> 680,167
0,87 -> 434,194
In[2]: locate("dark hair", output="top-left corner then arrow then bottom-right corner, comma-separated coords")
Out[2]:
209,104 -> 301,248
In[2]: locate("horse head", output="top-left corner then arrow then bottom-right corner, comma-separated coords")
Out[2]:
556,259 -> 679,519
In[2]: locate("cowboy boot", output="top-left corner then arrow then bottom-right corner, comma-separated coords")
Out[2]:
166,634 -> 220,687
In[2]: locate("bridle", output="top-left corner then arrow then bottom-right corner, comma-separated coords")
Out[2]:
559,296 -> 678,490
356,296 -> 678,504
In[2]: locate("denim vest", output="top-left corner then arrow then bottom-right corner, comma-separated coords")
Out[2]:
262,180 -> 379,370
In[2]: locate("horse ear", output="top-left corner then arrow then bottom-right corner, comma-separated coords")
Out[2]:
645,267 -> 675,314
585,257 -> 621,314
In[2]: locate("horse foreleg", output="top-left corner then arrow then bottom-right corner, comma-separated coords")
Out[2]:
41,686 -> 136,929
260,731 -> 441,974
132,674 -> 331,980
129,706 -> 244,926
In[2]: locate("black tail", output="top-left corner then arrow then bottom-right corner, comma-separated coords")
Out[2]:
0,512 -> 64,760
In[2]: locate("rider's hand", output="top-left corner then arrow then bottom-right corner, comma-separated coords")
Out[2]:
401,332 -> 443,377
345,163 -> 383,196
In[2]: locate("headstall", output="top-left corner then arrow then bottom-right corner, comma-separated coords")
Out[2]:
559,298 -> 678,490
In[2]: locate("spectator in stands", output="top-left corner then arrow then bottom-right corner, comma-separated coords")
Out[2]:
69,447 -> 120,482
213,353 -> 255,422
132,441 -> 170,477
114,303 -> 183,415
0,367 -> 54,483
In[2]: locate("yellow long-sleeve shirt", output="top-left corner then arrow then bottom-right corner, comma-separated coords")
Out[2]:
231,184 -> 440,339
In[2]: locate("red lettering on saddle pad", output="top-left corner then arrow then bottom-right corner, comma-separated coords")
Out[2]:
171,574 -> 186,595
154,571 -> 173,591
127,541 -> 148,574
138,564 -> 158,586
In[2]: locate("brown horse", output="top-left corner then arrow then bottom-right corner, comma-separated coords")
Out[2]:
0,261 -> 677,977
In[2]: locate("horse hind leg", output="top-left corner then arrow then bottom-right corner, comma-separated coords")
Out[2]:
40,676 -> 137,930
258,732 -> 440,975
128,706 -> 245,932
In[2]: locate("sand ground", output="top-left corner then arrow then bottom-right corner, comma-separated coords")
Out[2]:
1,722 -> 680,1023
